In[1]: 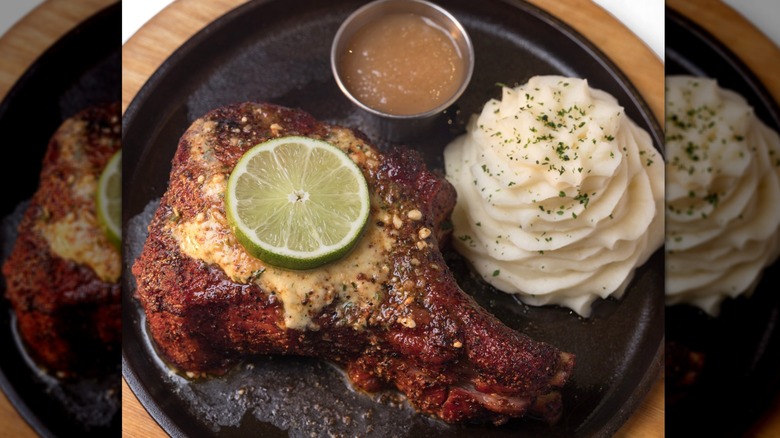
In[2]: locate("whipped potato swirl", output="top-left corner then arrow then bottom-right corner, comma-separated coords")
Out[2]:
444,75 -> 663,316
665,76 -> 780,315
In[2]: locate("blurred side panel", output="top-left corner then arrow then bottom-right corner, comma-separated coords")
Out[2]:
665,0 -> 780,436
0,1 -> 121,437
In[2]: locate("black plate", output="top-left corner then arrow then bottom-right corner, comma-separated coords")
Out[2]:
122,1 -> 664,436
0,2 -> 121,437
665,9 -> 780,437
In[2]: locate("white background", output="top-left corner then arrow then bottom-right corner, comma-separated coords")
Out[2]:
0,1 -> 778,63
118,0 -> 668,58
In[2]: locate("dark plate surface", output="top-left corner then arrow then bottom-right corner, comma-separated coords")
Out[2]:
665,9 -> 780,437
0,2 -> 121,437
122,1 -> 664,437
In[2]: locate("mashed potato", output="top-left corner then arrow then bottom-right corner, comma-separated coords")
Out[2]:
444,75 -> 663,316
665,76 -> 780,315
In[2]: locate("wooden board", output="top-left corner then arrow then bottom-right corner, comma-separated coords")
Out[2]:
668,0 -> 780,104
0,1 -> 117,435
121,0 -> 664,436
0,0 -> 114,101
667,1 -> 780,437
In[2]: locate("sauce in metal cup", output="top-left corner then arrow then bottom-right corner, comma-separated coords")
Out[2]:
332,0 -> 474,141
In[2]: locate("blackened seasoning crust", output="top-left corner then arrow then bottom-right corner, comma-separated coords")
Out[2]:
2,102 -> 121,376
132,102 -> 574,425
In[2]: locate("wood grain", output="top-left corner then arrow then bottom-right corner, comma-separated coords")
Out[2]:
0,392 -> 35,438
122,0 -> 247,114
122,378 -> 167,437
0,1 -> 116,435
121,0 -> 664,436
668,0 -> 780,105
667,1 -> 780,436
0,0 -> 115,102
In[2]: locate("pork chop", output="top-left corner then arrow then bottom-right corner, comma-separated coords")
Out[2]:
132,102 -> 574,424
2,102 -> 121,376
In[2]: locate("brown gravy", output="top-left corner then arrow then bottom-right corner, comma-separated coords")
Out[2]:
338,12 -> 466,116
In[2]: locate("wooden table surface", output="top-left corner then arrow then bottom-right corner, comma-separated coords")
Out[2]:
121,0 -> 664,436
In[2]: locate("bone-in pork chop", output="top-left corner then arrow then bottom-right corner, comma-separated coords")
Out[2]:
3,102 -> 121,376
132,102 -> 574,424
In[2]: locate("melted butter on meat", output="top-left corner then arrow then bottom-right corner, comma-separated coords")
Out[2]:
37,117 -> 120,283
170,121 -> 393,331
41,212 -> 120,283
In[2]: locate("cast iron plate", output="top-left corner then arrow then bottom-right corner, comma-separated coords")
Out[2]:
122,1 -> 664,436
0,2 -> 121,437
665,9 -> 780,437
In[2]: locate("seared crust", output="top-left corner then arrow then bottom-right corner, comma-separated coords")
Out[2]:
132,102 -> 574,424
2,102 -> 121,376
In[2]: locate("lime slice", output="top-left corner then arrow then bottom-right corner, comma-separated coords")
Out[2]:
97,149 -> 121,249
226,136 -> 371,270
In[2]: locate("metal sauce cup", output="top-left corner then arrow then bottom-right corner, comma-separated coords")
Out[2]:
331,0 -> 474,144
